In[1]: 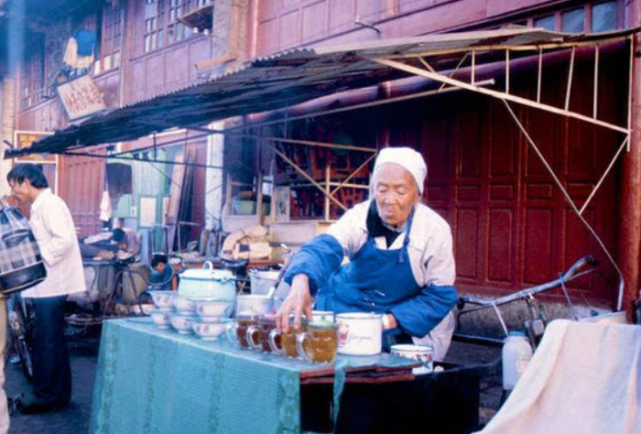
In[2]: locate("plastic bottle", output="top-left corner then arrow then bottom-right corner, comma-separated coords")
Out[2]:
502,331 -> 533,391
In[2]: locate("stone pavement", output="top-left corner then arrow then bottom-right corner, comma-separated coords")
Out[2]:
5,332 -> 100,434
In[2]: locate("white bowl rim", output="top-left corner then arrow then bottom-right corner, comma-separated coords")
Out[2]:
390,344 -> 434,353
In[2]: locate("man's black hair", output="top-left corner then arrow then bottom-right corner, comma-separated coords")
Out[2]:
151,254 -> 168,269
7,163 -> 49,188
112,228 -> 125,242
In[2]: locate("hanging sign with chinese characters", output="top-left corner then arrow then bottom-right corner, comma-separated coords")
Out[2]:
56,74 -> 107,121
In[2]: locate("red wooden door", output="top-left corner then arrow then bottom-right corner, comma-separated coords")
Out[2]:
58,153 -> 106,237
381,49 -> 625,306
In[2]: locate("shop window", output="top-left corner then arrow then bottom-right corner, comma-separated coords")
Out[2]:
592,1 -> 617,32
534,15 -> 555,31
20,35 -> 45,109
143,0 -> 193,53
97,2 -> 123,74
562,8 -> 585,32
167,0 -> 191,44
144,0 -> 164,53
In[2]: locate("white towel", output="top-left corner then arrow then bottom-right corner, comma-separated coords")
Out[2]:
477,320 -> 641,434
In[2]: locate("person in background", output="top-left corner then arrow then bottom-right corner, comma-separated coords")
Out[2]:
276,147 -> 457,359
112,226 -> 141,258
7,163 -> 86,414
150,254 -> 175,291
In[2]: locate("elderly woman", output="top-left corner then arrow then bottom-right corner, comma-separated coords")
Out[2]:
276,147 -> 458,359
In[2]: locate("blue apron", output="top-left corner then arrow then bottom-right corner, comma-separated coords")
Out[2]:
315,211 -> 422,318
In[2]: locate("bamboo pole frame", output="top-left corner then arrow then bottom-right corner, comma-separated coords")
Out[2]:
369,56 -> 630,134
537,48 -> 543,103
383,35 -> 631,60
505,49 -> 510,94
272,148 -> 348,211
565,46 -> 576,111
502,100 -> 626,311
593,45 -> 599,119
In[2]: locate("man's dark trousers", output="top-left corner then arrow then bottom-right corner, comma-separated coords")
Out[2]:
32,295 -> 71,405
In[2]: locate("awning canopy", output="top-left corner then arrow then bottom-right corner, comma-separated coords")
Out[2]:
7,27 -> 635,158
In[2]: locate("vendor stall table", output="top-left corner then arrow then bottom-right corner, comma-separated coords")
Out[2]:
89,318 -> 420,434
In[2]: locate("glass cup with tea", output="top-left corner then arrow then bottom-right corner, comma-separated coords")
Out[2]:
226,313 -> 260,349
296,319 -> 338,363
246,314 -> 278,352
268,315 -> 307,358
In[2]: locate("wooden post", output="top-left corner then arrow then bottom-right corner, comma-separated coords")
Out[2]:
619,9 -> 641,316
565,47 -> 576,111
256,171 -> 264,226
537,48 -> 542,103
593,45 -> 600,119
325,164 -> 331,221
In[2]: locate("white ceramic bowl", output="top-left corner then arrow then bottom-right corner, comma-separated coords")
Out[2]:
169,313 -> 197,334
148,290 -> 176,311
192,319 -> 233,340
150,309 -> 171,329
390,344 -> 434,375
173,296 -> 197,314
195,300 -> 234,320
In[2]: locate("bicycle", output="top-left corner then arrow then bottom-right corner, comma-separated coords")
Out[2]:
6,293 -> 34,383
454,256 -> 601,349
101,256 -> 184,318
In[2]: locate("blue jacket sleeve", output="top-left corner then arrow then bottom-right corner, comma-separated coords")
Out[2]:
283,234 -> 344,296
390,284 -> 458,337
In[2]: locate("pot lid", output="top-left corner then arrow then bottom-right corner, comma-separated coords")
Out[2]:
180,267 -> 234,281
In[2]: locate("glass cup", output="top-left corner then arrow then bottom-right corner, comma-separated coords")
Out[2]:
226,313 -> 260,349
296,320 -> 338,363
268,315 -> 307,358
246,315 -> 278,352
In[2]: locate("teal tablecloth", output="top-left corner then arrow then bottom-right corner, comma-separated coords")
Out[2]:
89,318 -> 416,434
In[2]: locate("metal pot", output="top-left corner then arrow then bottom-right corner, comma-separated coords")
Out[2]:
178,261 -> 237,301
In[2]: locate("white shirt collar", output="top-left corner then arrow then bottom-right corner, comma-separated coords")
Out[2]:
31,188 -> 52,213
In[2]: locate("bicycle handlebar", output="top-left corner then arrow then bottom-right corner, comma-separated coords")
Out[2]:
460,255 -> 598,308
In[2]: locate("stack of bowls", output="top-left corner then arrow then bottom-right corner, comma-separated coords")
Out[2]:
192,299 -> 234,340
148,290 -> 176,330
170,295 -> 198,335
147,289 -> 235,340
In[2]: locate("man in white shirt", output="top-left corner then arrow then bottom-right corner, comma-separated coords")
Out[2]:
7,164 -> 86,414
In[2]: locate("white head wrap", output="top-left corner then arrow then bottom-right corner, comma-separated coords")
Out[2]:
372,147 -> 427,195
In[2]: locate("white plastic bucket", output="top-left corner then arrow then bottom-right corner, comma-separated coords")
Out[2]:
250,270 -> 281,295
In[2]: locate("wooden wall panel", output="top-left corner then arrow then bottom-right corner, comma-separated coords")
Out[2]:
522,208 -> 553,284
302,1 -> 328,42
487,208 -> 515,283
456,208 -> 479,280
329,0 -> 355,33
58,153 -> 105,237
280,10 -> 302,49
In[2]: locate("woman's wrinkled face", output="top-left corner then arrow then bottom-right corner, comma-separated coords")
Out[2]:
372,163 -> 420,228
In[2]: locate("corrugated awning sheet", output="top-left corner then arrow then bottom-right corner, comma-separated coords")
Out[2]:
7,27 -> 632,157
